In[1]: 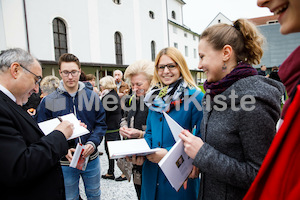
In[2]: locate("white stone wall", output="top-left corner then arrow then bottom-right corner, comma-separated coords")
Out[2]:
1,0 -> 28,50
0,0 -> 199,70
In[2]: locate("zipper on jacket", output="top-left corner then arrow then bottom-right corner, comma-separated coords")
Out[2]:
72,96 -> 82,144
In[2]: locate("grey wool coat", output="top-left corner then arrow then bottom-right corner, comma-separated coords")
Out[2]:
194,75 -> 285,200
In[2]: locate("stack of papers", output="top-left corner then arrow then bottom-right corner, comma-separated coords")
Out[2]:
107,139 -> 160,159
38,113 -> 90,140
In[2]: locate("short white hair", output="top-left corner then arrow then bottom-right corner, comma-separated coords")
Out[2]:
100,76 -> 117,89
113,69 -> 123,77
124,60 -> 154,86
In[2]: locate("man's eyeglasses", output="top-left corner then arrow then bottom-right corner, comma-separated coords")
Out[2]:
20,65 -> 42,85
60,70 -> 80,77
156,63 -> 177,71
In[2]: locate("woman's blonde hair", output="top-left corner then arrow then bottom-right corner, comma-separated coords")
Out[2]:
153,47 -> 197,88
100,76 -> 116,89
40,75 -> 60,95
201,18 -> 264,65
124,59 -> 154,86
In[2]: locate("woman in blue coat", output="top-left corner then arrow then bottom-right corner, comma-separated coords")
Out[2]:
140,47 -> 204,200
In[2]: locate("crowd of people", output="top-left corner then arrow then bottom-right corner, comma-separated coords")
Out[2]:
0,0 -> 299,199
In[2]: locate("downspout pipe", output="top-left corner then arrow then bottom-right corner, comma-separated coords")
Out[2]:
23,0 -> 30,52
166,0 -> 170,46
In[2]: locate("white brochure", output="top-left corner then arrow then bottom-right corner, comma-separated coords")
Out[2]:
159,112 -> 194,191
107,138 -> 160,159
38,113 -> 90,140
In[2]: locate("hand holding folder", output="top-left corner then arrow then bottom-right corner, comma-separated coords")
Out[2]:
158,112 -> 197,191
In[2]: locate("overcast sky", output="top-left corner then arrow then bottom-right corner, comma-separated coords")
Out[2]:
182,0 -> 272,34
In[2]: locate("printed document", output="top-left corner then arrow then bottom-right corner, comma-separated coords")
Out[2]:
159,112 -> 194,191
107,139 -> 160,159
38,113 -> 90,140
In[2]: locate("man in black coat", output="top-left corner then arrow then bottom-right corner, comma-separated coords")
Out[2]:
0,48 -> 74,199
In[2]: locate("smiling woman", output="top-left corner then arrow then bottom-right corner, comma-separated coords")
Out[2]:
257,0 -> 300,34
178,18 -> 285,200
243,0 -> 300,199
138,47 -> 204,200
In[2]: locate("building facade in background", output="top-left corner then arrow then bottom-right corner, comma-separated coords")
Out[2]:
0,0 -> 201,85
196,14 -> 300,83
249,15 -> 300,70
205,13 -> 300,70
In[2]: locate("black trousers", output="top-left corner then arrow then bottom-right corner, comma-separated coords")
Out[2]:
133,164 -> 143,200
104,131 -> 121,174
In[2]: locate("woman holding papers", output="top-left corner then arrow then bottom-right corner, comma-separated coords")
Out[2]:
119,59 -> 154,199
179,19 -> 284,200
140,47 -> 204,200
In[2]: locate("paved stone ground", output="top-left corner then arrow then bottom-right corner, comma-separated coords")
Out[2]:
79,141 -> 138,200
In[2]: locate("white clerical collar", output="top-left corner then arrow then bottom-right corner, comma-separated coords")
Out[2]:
0,84 -> 16,102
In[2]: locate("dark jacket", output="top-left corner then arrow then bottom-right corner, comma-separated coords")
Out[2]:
36,81 -> 107,164
83,81 -> 94,91
269,71 -> 281,82
122,96 -> 149,131
194,76 -> 284,200
258,70 -> 266,76
0,91 -> 68,200
102,89 -> 122,131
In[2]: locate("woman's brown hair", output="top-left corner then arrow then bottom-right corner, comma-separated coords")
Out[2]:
200,18 -> 264,65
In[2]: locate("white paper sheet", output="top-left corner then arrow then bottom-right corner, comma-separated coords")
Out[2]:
38,113 -> 90,140
163,111 -> 183,142
107,139 -> 160,159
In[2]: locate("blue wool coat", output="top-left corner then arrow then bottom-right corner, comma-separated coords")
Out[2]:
141,87 -> 204,200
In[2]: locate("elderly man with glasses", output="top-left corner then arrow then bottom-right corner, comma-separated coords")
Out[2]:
0,48 -> 74,199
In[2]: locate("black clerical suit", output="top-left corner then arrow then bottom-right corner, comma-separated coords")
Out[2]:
0,91 -> 69,200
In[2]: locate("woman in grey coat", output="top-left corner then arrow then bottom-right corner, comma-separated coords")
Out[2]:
179,19 -> 285,200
